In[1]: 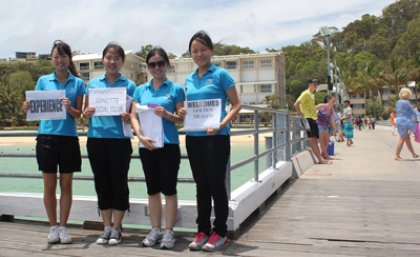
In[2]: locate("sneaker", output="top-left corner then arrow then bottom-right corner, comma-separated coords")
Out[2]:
47,225 -> 60,243
58,226 -> 72,244
160,229 -> 175,249
202,232 -> 227,252
188,231 -> 209,251
96,226 -> 112,245
108,228 -> 122,245
142,227 -> 163,247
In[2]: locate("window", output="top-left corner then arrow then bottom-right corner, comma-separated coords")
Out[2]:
94,61 -> 104,69
243,60 -> 254,69
226,61 -> 237,69
260,59 -> 272,68
260,84 -> 272,93
79,62 -> 90,70
80,72 -> 90,80
168,65 -> 175,73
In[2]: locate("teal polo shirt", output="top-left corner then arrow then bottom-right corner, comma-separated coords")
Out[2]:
133,79 -> 185,144
86,74 -> 136,138
184,64 -> 235,136
36,72 -> 85,137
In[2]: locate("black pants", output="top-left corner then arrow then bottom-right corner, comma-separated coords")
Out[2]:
87,138 -> 132,211
186,135 -> 230,237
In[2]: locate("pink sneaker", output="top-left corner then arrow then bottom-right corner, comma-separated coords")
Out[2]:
202,232 -> 228,252
188,232 -> 209,251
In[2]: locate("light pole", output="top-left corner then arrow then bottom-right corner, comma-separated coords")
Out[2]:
319,26 -> 337,93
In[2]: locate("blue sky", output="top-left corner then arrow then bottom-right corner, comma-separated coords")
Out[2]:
0,0 -> 396,58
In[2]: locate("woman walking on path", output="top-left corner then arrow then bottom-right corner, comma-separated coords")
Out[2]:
179,31 -> 241,252
316,95 -> 336,160
130,47 -> 185,249
83,42 -> 136,245
341,100 -> 354,147
22,40 -> 85,244
394,88 -> 419,160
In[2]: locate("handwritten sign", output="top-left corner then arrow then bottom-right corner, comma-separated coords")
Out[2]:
184,99 -> 222,131
26,90 -> 66,121
89,88 -> 126,116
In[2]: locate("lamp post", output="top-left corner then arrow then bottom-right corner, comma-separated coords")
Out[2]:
319,26 -> 337,93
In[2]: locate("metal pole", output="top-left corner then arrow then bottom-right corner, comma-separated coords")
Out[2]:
326,36 -> 331,93
253,110 -> 259,182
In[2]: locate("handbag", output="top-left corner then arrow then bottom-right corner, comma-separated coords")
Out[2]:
415,123 -> 420,143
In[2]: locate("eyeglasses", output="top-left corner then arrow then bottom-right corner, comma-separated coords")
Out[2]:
147,60 -> 166,69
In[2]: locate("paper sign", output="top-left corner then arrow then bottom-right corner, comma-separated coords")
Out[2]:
137,104 -> 164,148
89,88 -> 126,116
122,96 -> 134,138
184,99 -> 222,131
26,90 -> 66,121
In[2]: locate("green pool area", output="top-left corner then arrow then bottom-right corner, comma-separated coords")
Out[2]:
0,141 -> 270,201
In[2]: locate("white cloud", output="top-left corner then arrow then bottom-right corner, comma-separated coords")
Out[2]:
0,0 -> 396,58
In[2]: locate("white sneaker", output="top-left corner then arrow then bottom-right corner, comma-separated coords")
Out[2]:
142,228 -> 163,247
160,229 -> 175,249
96,226 -> 112,245
58,226 -> 72,244
47,225 -> 60,243
108,228 -> 122,245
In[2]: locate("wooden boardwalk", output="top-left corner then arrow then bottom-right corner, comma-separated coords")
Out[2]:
1,125 -> 420,256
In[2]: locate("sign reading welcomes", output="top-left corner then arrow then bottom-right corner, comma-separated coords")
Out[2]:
184,99 -> 222,131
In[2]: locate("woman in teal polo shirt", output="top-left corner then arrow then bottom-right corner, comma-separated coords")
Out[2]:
83,42 -> 136,245
180,31 -> 241,252
22,40 -> 85,244
130,47 -> 185,249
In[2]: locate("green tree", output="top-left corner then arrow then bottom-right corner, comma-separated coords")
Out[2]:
135,44 -> 154,59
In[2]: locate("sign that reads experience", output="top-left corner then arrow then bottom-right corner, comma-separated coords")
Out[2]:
88,88 -> 126,116
26,90 -> 66,121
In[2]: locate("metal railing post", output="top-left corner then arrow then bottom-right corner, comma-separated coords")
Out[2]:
272,112 -> 277,168
253,110 -> 259,182
285,112 -> 291,160
226,157 -> 231,200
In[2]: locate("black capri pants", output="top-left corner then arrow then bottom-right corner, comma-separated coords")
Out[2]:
87,138 -> 132,211
186,135 -> 230,237
139,144 -> 180,196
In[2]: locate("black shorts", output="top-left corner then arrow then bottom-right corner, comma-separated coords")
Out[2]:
36,134 -> 81,173
306,118 -> 319,138
139,144 -> 180,196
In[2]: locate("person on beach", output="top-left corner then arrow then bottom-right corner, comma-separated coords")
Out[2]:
316,95 -> 336,160
333,106 -> 344,142
178,31 -> 241,252
130,47 -> 185,249
294,78 -> 332,164
22,40 -> 85,244
83,42 -> 136,245
394,88 -> 419,160
341,100 -> 354,147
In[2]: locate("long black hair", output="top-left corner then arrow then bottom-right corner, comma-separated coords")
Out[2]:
188,30 -> 214,53
51,40 -> 79,77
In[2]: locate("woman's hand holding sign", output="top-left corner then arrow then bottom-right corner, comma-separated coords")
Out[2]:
83,107 -> 96,118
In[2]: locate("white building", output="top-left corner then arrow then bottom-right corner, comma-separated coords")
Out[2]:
73,51 -> 147,85
167,52 -> 286,108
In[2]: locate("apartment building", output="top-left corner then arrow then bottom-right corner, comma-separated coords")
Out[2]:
166,52 -> 286,108
73,51 -> 147,85
15,52 -> 36,60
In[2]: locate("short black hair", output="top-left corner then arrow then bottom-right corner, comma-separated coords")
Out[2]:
146,46 -> 170,66
188,30 -> 213,53
102,42 -> 125,62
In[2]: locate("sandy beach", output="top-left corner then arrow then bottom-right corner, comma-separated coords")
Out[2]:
0,133 -> 272,145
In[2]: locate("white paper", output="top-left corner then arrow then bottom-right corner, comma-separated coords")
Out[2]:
89,87 -> 126,116
25,90 -> 66,121
122,96 -> 134,138
137,104 -> 164,148
184,99 -> 222,131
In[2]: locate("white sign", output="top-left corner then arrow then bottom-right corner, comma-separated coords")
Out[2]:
137,104 -> 164,148
89,88 -> 126,116
26,90 -> 66,121
184,99 -> 222,131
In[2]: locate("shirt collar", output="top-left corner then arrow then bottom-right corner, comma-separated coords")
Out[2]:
49,72 -> 75,82
194,64 -> 216,77
146,79 -> 170,89
99,73 -> 126,83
